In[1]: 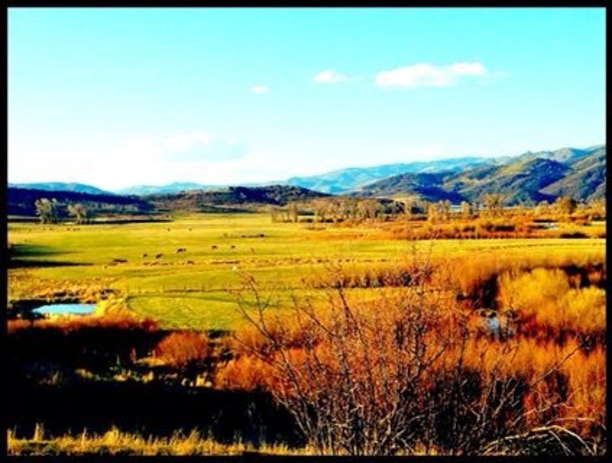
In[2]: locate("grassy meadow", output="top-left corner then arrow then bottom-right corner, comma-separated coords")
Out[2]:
7,211 -> 606,455
7,212 -> 605,330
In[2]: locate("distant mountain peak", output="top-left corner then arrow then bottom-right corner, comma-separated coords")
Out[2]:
8,182 -> 113,196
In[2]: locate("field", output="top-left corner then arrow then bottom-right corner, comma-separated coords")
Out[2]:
7,211 -> 607,456
7,212 -> 605,330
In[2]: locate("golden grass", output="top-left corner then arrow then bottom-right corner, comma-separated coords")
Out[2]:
497,267 -> 605,335
7,304 -> 158,335
7,425 -> 313,456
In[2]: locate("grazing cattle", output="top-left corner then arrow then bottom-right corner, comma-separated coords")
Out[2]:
211,245 -> 218,250
155,253 -> 163,259
142,253 -> 148,258
176,248 -> 186,253
230,245 -> 236,250
112,258 -> 127,264
188,228 -> 192,232
185,260 -> 194,265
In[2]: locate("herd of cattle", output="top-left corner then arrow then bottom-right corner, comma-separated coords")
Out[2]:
105,244 -> 239,269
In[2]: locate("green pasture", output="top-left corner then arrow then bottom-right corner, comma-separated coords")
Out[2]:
7,213 -> 606,330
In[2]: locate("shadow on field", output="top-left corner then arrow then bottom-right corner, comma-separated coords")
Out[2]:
7,322 -> 304,448
9,243 -> 69,257
8,259 -> 92,269
8,379 -> 304,448
8,244 -> 90,269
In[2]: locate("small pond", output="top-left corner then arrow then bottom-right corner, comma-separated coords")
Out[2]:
33,303 -> 97,316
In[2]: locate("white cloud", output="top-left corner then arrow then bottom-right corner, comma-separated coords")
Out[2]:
313,69 -> 349,84
163,132 -> 210,150
251,85 -> 269,94
123,131 -> 247,164
376,61 -> 488,88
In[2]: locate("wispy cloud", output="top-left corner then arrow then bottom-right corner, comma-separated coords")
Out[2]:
251,85 -> 269,94
163,132 -> 210,150
313,69 -> 349,84
124,131 -> 247,163
376,61 -> 488,88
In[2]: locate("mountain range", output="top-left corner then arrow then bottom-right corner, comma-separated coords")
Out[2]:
356,145 -> 605,205
284,157 -> 496,194
8,182 -> 114,196
8,144 -> 605,206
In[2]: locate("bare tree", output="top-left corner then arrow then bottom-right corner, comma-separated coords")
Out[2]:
460,201 -> 474,219
483,193 -> 505,217
34,198 -> 59,224
67,203 -> 90,224
357,199 -> 381,222
232,268 -> 453,455
230,260 -> 593,455
553,196 -> 577,221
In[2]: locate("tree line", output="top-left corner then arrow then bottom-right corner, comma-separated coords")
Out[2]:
34,198 -> 91,224
271,194 -> 605,224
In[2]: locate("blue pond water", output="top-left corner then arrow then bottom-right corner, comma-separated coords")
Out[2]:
33,303 -> 96,315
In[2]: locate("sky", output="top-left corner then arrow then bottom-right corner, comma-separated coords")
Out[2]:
8,7 -> 605,191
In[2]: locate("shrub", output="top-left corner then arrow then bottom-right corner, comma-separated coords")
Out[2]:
153,331 -> 211,369
230,256 -> 604,456
214,355 -> 275,391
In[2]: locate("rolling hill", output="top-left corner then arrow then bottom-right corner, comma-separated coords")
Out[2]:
357,146 -> 605,205
144,185 -> 330,212
7,185 -> 330,218
7,188 -> 154,217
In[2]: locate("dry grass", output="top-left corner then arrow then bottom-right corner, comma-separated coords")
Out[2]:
7,311 -> 158,335
497,267 -> 605,338
7,425 -> 312,456
7,298 -> 158,335
7,212 -> 606,455
449,248 -> 605,301
215,253 -> 606,454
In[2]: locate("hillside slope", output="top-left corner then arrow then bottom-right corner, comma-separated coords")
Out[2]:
144,185 -> 330,212
357,146 -> 605,205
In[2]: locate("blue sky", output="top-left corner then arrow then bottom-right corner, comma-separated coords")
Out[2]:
8,7 -> 605,191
